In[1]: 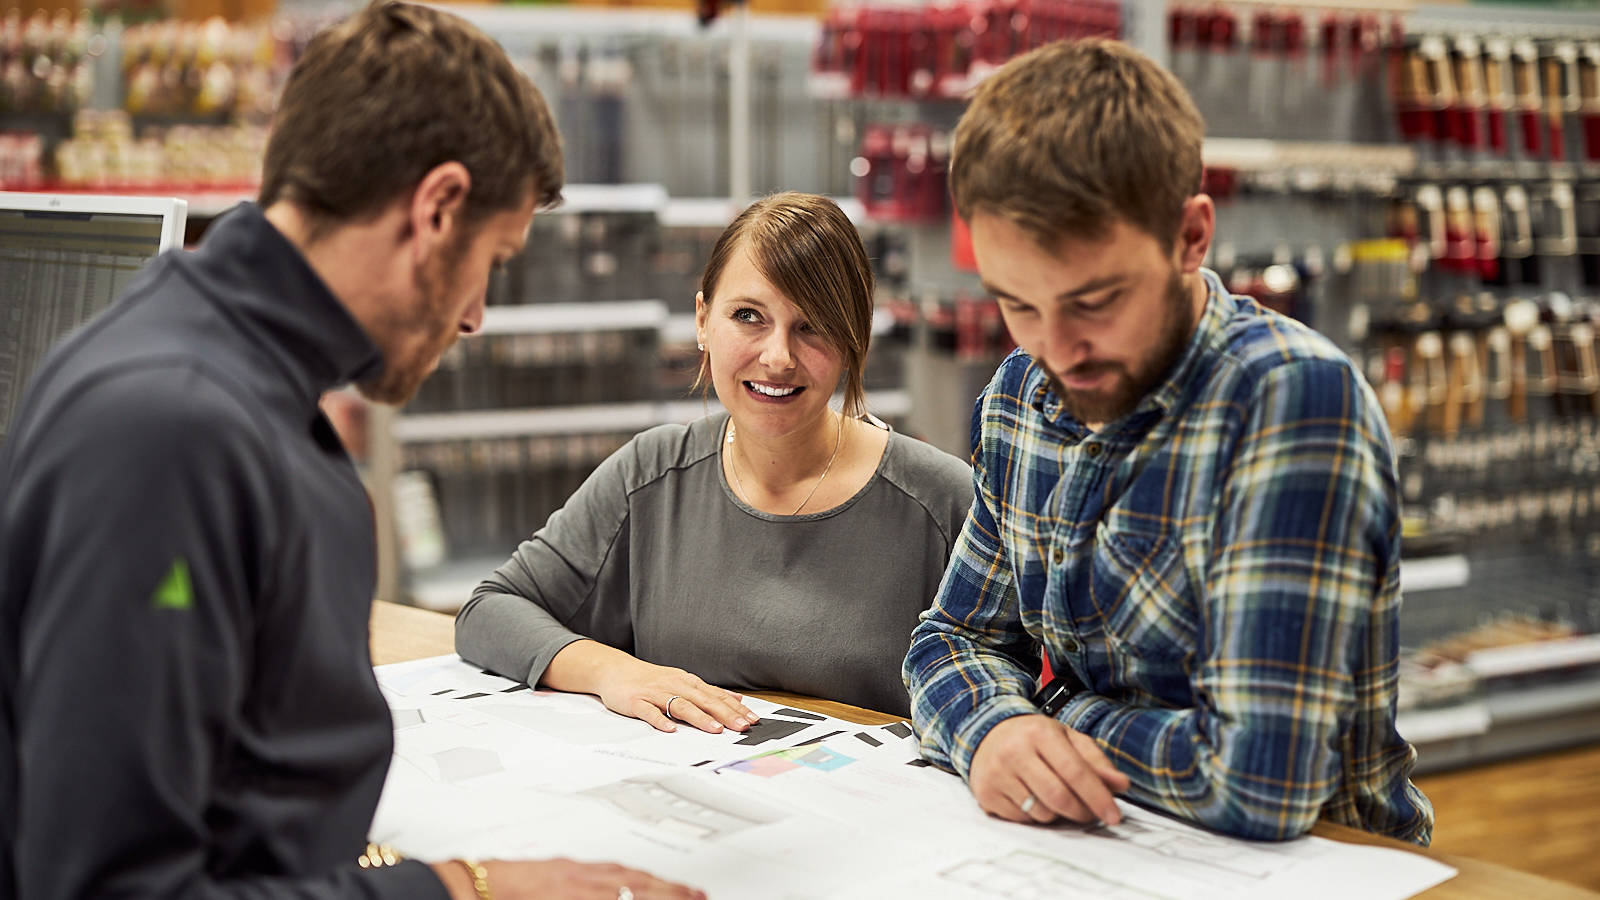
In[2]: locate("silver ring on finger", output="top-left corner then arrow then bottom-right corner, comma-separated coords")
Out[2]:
665,695 -> 681,720
618,887 -> 634,900
1020,794 -> 1037,815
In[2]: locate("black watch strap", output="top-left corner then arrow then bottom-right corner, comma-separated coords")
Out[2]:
1031,669 -> 1087,717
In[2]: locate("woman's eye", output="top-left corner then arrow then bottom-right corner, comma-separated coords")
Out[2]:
733,308 -> 760,323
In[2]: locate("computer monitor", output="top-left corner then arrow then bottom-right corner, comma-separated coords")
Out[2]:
0,192 -> 188,441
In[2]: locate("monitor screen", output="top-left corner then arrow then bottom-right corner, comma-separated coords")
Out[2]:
0,193 -> 187,441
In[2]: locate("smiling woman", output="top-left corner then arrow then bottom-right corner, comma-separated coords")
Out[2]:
454,192 -> 975,721
693,192 -> 874,517
693,192 -> 872,417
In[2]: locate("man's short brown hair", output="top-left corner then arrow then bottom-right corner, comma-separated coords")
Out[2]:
697,192 -> 875,417
259,1 -> 563,233
950,38 -> 1204,250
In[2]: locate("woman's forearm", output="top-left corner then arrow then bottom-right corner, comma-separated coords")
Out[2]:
542,638 -> 634,694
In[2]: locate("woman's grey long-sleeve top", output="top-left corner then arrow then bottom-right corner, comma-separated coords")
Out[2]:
454,413 -> 973,715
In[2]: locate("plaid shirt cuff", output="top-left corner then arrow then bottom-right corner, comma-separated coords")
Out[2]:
948,692 -> 1041,780
1058,692 -> 1117,737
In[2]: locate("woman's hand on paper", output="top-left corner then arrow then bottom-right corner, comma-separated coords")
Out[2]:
543,639 -> 759,735
593,655 -> 759,735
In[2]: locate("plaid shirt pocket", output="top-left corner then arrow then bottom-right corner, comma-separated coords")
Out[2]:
1090,523 -> 1198,665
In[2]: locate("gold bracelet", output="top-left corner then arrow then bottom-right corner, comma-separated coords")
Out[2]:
455,858 -> 493,900
357,842 -> 402,868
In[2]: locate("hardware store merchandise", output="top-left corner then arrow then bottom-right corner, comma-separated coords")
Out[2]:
3,0 -> 1600,894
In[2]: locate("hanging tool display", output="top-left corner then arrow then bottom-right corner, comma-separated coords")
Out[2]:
852,123 -> 949,223
811,0 -> 1119,100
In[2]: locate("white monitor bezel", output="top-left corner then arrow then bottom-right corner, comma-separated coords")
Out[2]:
0,192 -> 189,252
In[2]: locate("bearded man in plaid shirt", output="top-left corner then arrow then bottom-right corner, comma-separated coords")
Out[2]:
903,38 -> 1433,844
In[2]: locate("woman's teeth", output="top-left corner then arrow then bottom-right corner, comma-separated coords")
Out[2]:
748,382 -> 799,397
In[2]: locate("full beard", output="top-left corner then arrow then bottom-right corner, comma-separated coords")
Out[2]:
357,244 -> 465,406
1049,267 -> 1197,425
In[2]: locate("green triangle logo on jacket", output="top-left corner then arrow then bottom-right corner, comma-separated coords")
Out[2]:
152,557 -> 194,611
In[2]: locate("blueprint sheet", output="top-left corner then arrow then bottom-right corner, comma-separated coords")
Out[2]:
371,655 -> 1456,900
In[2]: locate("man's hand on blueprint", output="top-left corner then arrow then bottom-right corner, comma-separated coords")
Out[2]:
968,714 -> 1129,826
431,857 -> 706,900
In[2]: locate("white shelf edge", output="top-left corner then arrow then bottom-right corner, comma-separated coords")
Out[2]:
662,312 -> 698,344
554,183 -> 669,215
396,389 -> 915,442
660,195 -> 867,229
658,197 -> 742,229
660,308 -> 892,344
158,183 -> 677,219
395,401 -> 664,442
1398,554 -> 1471,594
1397,702 -> 1491,745
1470,636 -> 1600,684
443,3 -> 820,44
478,300 -> 668,336
1202,138 -> 1417,175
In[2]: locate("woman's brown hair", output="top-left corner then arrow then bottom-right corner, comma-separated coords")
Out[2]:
696,192 -> 875,417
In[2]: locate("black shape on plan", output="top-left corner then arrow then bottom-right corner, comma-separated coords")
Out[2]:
906,759 -> 933,768
455,692 -> 490,700
732,718 -> 812,745
500,684 -> 531,693
793,730 -> 845,747
884,722 -> 913,739
692,760 -> 714,767
855,732 -> 883,747
431,689 -> 454,696
773,707 -> 826,721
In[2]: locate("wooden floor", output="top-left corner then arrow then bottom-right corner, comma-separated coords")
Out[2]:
1416,742 -> 1600,890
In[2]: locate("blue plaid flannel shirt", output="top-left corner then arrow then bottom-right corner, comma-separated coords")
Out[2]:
904,269 -> 1434,843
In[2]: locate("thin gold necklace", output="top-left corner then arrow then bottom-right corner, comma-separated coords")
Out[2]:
725,412 -> 845,516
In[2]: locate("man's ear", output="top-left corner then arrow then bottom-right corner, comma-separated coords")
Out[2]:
1174,194 -> 1215,274
408,162 -> 472,263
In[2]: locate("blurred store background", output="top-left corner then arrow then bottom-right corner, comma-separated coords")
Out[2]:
4,0 -> 1600,887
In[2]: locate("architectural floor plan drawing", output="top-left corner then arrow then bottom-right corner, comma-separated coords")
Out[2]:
1083,814 -> 1291,881
581,773 -> 788,840
939,849 -> 1166,900
371,655 -> 1457,900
